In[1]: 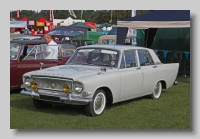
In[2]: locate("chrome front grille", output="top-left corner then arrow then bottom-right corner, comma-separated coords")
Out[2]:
32,76 -> 73,92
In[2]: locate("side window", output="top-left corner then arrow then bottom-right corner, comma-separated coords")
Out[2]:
102,39 -> 115,45
27,45 -> 35,54
36,45 -> 45,59
124,50 -> 137,68
137,50 -> 154,66
24,46 -> 37,60
61,44 -> 76,57
120,53 -> 125,69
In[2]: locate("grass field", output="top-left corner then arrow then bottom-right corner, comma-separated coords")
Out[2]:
10,76 -> 190,129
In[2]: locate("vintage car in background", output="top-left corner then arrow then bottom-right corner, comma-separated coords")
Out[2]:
10,40 -> 76,90
12,36 -> 41,40
97,35 -> 137,46
33,26 -> 102,44
20,45 -> 179,116
40,33 -> 95,48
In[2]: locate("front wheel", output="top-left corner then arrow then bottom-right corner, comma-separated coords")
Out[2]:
85,89 -> 106,117
150,81 -> 162,99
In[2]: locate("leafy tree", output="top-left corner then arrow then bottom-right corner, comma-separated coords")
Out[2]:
10,10 -> 152,24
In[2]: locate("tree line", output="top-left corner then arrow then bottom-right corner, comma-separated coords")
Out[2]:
10,10 -> 152,24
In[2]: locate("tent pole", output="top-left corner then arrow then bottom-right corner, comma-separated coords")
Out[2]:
146,29 -> 149,47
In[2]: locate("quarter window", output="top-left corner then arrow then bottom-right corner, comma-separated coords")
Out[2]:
137,50 -> 154,66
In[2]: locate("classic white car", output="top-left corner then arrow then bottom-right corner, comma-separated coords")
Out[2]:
20,45 -> 179,116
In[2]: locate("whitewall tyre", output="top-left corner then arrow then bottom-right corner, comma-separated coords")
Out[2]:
85,89 -> 106,117
150,81 -> 162,99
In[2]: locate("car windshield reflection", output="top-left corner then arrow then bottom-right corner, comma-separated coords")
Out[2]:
10,43 -> 22,60
67,48 -> 119,68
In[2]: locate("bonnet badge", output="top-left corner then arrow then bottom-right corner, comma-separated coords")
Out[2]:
51,83 -> 56,88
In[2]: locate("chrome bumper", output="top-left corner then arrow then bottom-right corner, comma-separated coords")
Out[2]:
20,90 -> 93,105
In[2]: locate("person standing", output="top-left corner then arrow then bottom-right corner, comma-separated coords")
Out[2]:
42,34 -> 58,59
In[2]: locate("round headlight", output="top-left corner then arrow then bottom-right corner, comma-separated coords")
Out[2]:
25,78 -> 32,87
62,84 -> 70,93
31,81 -> 38,90
75,83 -> 83,93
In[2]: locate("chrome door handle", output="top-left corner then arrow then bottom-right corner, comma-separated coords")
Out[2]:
152,65 -> 157,68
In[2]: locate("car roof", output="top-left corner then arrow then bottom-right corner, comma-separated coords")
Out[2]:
10,40 -> 75,45
77,45 -> 150,51
13,36 -> 41,40
14,36 -> 41,39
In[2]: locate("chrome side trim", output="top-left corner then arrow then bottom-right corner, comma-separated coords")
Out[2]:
20,90 -> 92,105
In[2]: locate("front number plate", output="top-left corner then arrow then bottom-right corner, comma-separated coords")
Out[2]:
40,95 -> 60,102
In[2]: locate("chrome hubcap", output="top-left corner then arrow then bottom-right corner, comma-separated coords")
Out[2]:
95,96 -> 103,110
154,84 -> 159,95
93,92 -> 105,114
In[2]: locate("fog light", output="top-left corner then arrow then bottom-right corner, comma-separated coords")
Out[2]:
62,84 -> 70,93
31,81 -> 38,90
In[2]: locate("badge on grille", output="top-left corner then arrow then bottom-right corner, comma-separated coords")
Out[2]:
51,83 -> 56,88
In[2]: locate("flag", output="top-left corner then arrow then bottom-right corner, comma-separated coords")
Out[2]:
16,10 -> 20,18
131,10 -> 136,35
81,10 -> 83,18
81,10 -> 83,22
81,10 -> 83,17
109,10 -> 113,24
69,10 -> 77,18
132,10 -> 136,17
49,10 -> 54,22
50,10 -> 52,22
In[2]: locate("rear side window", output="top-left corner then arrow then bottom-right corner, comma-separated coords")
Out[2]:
137,49 -> 154,66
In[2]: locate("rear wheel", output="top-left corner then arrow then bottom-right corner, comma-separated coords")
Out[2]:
150,81 -> 162,99
32,98 -> 52,109
85,89 -> 106,117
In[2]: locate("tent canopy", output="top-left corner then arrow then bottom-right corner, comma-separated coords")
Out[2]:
116,10 -> 190,47
21,17 -> 28,21
70,22 -> 94,29
38,17 -> 47,22
117,10 -> 190,29
10,21 -> 27,28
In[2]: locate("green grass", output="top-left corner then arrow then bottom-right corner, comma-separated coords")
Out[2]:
10,76 -> 190,129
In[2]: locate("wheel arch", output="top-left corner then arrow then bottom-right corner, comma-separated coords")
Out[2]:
159,80 -> 167,89
96,86 -> 113,105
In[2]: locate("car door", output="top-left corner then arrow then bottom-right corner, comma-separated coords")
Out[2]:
137,49 -> 159,93
119,50 -> 143,99
10,43 -> 23,87
17,45 -> 59,86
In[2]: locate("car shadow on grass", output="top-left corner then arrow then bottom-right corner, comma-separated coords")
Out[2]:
10,90 -> 168,116
10,96 -> 87,116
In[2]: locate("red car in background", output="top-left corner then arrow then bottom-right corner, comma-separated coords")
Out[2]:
10,40 -> 77,90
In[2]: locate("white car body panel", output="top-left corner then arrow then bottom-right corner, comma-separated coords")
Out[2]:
21,45 -> 179,105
